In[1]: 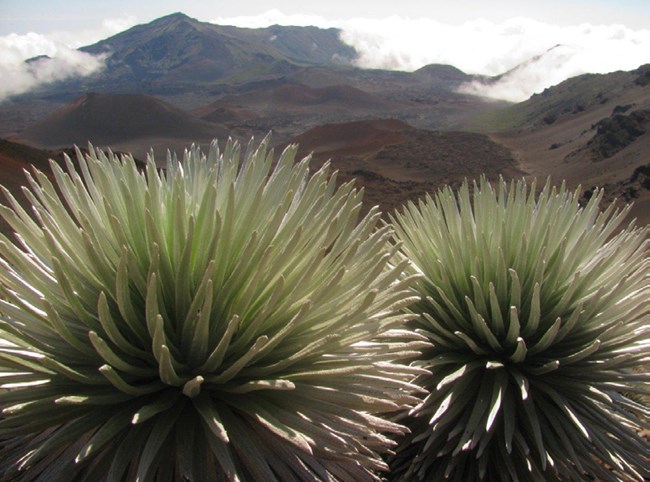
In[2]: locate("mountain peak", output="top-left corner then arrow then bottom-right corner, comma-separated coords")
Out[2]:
151,12 -> 197,25
74,14 -> 357,93
139,12 -> 202,33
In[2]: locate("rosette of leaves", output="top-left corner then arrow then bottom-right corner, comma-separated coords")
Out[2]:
389,177 -> 649,481
0,137 -> 426,481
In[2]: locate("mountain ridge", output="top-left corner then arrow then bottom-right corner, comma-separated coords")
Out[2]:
71,13 -> 357,94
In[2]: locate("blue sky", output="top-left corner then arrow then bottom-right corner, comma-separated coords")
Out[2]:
0,0 -> 649,102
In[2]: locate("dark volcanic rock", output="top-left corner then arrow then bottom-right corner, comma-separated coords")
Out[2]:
635,64 -> 650,87
588,110 -> 650,161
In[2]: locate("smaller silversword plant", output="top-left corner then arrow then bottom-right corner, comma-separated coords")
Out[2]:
390,177 -> 649,482
0,137 -> 426,481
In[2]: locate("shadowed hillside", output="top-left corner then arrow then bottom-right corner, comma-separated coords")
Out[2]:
0,139 -> 58,236
18,92 -> 228,158
0,139 -> 150,237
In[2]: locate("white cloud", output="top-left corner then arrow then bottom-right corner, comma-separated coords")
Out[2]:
0,33 -> 105,102
342,16 -> 650,102
213,11 -> 650,102
0,16 -> 136,103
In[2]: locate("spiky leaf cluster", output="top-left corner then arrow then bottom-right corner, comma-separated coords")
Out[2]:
390,177 -> 649,481
0,138 -> 425,481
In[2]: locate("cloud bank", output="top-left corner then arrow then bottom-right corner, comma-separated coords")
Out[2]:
0,16 -> 136,103
214,11 -> 650,102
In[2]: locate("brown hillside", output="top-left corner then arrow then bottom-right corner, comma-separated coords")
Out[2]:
286,119 -> 522,215
19,92 -> 228,158
0,138 -> 53,182
0,140 -> 148,237
291,119 -> 411,155
0,140 -> 56,236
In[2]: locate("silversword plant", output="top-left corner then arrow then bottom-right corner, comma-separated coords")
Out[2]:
0,137 -> 425,481
390,177 -> 649,481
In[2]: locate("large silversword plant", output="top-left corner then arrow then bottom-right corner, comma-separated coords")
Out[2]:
0,138 -> 425,481
389,177 -> 649,481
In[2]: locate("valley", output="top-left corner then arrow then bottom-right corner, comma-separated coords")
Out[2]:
1,12 -> 649,233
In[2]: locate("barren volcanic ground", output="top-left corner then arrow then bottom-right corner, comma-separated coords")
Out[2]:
490,73 -> 650,226
284,119 -> 523,215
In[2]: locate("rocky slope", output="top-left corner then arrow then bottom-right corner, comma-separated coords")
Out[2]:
490,65 -> 650,225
